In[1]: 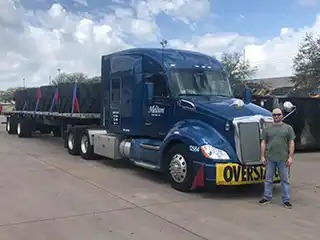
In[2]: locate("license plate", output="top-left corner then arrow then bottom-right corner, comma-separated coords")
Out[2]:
215,163 -> 281,185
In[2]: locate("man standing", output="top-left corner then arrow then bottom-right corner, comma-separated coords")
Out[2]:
258,107 -> 296,209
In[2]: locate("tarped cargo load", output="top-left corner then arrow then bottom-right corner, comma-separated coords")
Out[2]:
26,87 -> 38,111
56,82 -> 101,113
38,85 -> 57,112
12,81 -> 101,113
13,89 -> 28,110
13,86 -> 57,112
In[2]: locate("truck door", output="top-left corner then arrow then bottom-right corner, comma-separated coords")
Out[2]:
143,72 -> 173,138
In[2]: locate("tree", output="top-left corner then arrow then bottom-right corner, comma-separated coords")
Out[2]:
87,76 -> 101,83
292,33 -> 320,89
219,52 -> 258,84
0,87 -> 25,102
219,51 -> 259,97
51,72 -> 101,85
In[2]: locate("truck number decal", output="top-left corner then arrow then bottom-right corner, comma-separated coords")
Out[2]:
148,105 -> 165,117
189,145 -> 200,152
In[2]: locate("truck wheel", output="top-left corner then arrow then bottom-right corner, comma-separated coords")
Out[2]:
67,131 -> 80,155
167,144 -> 195,192
6,117 -> 17,135
80,131 -> 96,160
17,119 -> 32,138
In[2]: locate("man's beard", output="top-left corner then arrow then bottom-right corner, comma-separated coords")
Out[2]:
274,118 -> 282,123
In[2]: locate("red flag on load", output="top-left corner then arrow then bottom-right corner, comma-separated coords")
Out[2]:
73,96 -> 80,113
36,88 -> 42,101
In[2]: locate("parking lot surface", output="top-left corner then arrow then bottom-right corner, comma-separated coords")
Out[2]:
0,116 -> 319,239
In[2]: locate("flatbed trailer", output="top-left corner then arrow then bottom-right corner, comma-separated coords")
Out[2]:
2,111 -> 100,119
0,47 -> 296,192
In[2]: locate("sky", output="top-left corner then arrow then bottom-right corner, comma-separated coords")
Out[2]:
0,0 -> 320,89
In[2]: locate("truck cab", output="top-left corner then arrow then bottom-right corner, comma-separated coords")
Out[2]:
92,48 -> 293,192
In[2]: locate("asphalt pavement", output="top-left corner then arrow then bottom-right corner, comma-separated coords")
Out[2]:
0,116 -> 319,239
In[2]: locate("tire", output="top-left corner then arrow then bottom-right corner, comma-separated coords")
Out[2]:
67,130 -> 80,155
166,144 -> 195,192
14,89 -> 28,110
6,117 -> 17,135
17,119 -> 32,138
80,131 -> 96,160
38,86 -> 56,111
77,82 -> 101,113
57,83 -> 74,113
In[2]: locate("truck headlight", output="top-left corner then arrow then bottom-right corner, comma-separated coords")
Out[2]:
200,144 -> 230,160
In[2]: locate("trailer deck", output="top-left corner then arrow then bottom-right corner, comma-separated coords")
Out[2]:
2,110 -> 100,119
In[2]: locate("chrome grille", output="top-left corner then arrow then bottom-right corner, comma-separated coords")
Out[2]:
233,116 -> 272,165
238,122 -> 261,164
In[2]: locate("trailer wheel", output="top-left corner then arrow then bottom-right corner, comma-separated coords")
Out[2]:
17,119 -> 32,138
6,117 -> 17,135
166,144 -> 195,192
67,131 -> 80,155
80,131 -> 96,160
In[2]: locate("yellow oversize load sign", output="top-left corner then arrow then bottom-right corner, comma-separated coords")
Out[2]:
216,163 -> 281,185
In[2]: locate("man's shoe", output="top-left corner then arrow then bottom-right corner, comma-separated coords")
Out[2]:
283,201 -> 292,209
259,198 -> 271,205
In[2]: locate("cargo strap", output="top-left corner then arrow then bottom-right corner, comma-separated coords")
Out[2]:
71,82 -> 80,113
50,88 -> 59,112
22,101 -> 27,111
34,87 -> 42,111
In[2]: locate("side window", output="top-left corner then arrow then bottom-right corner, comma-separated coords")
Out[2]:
145,73 -> 168,97
111,78 -> 121,104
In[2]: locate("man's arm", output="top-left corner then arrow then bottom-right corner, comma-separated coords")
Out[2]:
261,139 -> 266,158
288,125 -> 295,157
261,128 -> 267,164
288,140 -> 295,158
287,125 -> 296,166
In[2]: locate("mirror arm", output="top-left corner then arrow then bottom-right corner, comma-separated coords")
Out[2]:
282,106 -> 296,121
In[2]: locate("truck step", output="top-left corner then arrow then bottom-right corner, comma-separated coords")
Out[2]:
131,160 -> 160,171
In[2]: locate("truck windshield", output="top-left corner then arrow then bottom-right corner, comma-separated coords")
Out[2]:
169,68 -> 233,97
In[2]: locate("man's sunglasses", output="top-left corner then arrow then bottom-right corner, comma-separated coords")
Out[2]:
272,113 -> 281,116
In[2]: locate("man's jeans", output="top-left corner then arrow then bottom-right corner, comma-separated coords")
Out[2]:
263,159 -> 290,202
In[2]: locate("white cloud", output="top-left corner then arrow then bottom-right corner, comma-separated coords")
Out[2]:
133,0 -> 211,24
169,15 -> 320,79
72,0 -> 88,7
298,0 -> 317,6
0,0 -> 320,90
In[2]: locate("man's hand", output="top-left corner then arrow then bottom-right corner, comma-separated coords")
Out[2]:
261,156 -> 267,165
286,156 -> 293,166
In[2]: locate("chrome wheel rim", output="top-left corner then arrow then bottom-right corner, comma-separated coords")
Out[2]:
169,153 -> 187,183
17,122 -> 21,135
81,134 -> 89,154
6,121 -> 10,132
68,133 -> 74,150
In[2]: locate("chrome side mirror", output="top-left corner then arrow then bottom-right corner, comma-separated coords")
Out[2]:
282,101 -> 296,120
283,101 -> 294,112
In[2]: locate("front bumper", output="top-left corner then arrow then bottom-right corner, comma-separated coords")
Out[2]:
194,161 -> 281,186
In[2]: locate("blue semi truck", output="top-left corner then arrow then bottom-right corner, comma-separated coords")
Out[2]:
2,48 -> 295,192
